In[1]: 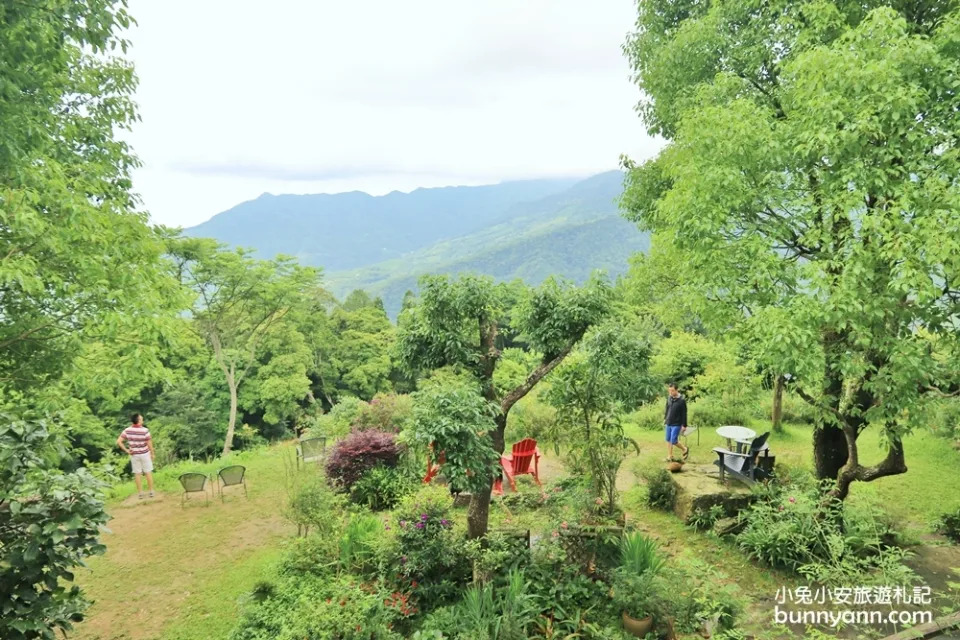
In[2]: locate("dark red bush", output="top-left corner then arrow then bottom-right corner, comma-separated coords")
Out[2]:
325,428 -> 403,490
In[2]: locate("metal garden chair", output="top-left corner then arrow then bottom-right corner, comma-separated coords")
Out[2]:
178,472 -> 210,508
217,465 -> 248,502
296,436 -> 327,470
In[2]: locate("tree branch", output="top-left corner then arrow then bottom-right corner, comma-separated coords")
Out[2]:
501,344 -> 574,415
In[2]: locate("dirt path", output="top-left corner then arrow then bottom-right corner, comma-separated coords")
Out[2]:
74,481 -> 289,640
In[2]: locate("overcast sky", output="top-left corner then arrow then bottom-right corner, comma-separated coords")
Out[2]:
125,0 -> 663,228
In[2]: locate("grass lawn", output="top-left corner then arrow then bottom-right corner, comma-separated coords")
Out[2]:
620,420 -> 960,532
74,443 -> 300,640
74,423 -> 960,640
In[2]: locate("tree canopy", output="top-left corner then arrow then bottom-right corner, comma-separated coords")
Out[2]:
396,273 -> 612,536
623,0 -> 960,498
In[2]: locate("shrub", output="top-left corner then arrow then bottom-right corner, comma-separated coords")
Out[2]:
1,418 -> 110,640
352,393 -> 413,433
930,398 -> 960,441
350,464 -> 417,511
687,504 -> 726,531
285,474 -> 347,537
525,535 -> 619,632
469,531 -> 532,583
230,573 -> 402,640
339,513 -> 384,576
626,402 -> 664,431
380,486 -> 472,608
935,507 -> 960,543
456,570 -> 539,640
308,396 -> 365,440
279,535 -> 338,576
735,479 -> 915,586
644,468 -> 677,511
326,428 -> 403,491
405,383 -> 501,495
687,396 -> 751,430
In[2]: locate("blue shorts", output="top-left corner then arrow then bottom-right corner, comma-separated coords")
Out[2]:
665,425 -> 682,444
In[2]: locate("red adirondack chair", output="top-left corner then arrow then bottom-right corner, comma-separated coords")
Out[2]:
494,438 -> 543,495
423,444 -> 445,484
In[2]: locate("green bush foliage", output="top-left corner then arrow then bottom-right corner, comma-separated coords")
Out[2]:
338,513 -> 384,576
935,507 -> 960,543
750,391 -> 817,426
405,383 -> 501,495
0,418 -> 110,640
352,393 -> 413,433
687,396 -> 752,430
230,573 -> 402,640
644,468 -> 677,511
736,474 -> 915,586
380,486 -> 472,608
308,396 -> 366,440
626,402 -> 664,431
349,464 -> 417,511
285,473 -> 347,537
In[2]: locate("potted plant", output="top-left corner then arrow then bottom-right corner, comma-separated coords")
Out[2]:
612,532 -> 666,638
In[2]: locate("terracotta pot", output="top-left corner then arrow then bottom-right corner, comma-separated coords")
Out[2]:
621,611 -> 654,637
666,461 -> 684,473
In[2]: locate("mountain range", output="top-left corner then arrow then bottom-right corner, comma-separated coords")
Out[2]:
185,170 -> 649,316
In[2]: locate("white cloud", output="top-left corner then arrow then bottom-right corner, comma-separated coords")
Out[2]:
124,0 -> 661,228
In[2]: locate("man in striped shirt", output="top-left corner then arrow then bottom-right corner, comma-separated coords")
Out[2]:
117,413 -> 156,499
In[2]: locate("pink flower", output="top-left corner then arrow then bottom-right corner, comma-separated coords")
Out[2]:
552,530 -> 560,538
788,496 -> 796,504
595,498 -> 604,505
560,521 -> 568,529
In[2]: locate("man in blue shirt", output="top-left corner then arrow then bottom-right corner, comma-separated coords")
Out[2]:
664,383 -> 689,462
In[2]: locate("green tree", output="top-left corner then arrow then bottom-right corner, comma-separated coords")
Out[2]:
342,288 -> 374,312
406,383 -> 502,495
0,418 -> 109,639
623,1 -> 960,499
0,0 -> 181,393
397,273 -> 612,537
168,237 -> 321,454
546,322 -> 655,514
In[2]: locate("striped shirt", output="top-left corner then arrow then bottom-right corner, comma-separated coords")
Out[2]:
121,425 -> 152,456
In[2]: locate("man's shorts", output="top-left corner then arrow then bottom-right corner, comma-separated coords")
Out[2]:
665,425 -> 682,444
130,453 -> 154,474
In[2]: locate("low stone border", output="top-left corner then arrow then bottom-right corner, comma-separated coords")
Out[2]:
879,611 -> 960,640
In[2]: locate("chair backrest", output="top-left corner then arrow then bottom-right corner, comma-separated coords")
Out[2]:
510,438 -> 538,474
750,432 -> 771,454
300,437 -> 327,459
179,473 -> 207,492
218,465 -> 246,486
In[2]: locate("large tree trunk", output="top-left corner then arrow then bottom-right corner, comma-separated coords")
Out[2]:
466,341 -> 576,538
813,423 -> 848,481
827,428 -> 906,501
467,414 -> 506,539
223,370 -> 238,456
771,374 -> 785,433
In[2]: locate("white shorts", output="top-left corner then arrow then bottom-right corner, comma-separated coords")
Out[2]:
130,453 -> 154,474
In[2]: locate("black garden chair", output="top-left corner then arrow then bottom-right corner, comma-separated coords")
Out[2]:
178,472 -> 211,508
296,436 -> 327,470
217,465 -> 248,502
